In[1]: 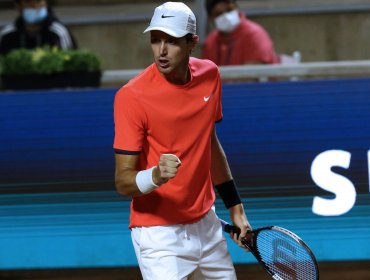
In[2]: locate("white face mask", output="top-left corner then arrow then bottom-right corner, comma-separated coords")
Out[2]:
23,7 -> 48,24
214,10 -> 241,33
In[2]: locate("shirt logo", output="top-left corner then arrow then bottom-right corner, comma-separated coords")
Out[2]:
161,14 -> 175,18
204,94 -> 212,102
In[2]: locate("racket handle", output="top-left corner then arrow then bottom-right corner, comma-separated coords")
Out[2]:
220,219 -> 241,236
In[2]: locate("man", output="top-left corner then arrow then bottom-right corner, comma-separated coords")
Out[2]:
0,0 -> 77,56
203,0 -> 279,65
114,2 -> 251,279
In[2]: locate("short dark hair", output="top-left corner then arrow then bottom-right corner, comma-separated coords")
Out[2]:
206,0 -> 236,15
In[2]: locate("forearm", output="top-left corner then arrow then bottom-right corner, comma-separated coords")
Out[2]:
115,168 -> 142,197
228,203 -> 248,224
116,166 -> 164,197
210,129 -> 248,224
115,153 -> 146,197
229,203 -> 252,243
114,153 -> 180,197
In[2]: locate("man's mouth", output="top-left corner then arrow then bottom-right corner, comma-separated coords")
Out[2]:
158,58 -> 170,69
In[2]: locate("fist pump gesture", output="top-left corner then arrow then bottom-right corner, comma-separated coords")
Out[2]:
153,154 -> 181,186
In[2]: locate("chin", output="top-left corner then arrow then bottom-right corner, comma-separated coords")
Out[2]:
156,64 -> 173,75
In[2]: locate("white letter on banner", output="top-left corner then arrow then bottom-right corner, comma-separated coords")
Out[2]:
311,150 -> 356,216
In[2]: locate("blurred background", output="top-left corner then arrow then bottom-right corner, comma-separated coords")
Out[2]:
2,0 -> 370,70
0,0 -> 369,279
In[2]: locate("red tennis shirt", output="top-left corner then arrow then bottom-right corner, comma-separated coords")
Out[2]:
114,57 -> 223,228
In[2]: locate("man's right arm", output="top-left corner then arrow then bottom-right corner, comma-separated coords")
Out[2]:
115,153 -> 181,197
115,153 -> 142,197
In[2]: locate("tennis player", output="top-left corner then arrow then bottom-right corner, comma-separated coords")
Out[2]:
114,2 -> 251,279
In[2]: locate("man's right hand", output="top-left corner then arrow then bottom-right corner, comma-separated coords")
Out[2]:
153,154 -> 181,186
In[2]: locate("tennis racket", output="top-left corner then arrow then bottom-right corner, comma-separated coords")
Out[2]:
220,219 -> 319,280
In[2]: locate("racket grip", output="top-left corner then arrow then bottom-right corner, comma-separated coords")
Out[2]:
220,219 -> 241,236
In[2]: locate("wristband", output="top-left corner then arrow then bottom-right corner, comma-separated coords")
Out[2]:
136,166 -> 159,194
215,179 -> 242,209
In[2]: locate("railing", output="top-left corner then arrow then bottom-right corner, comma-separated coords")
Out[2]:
101,60 -> 370,85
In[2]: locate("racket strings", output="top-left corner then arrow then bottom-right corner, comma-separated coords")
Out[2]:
256,230 -> 318,280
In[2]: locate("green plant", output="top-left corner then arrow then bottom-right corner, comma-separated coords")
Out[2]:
34,47 -> 65,75
62,49 -> 101,72
1,49 -> 35,75
0,47 -> 101,76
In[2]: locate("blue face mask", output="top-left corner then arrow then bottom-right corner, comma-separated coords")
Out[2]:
22,7 -> 48,24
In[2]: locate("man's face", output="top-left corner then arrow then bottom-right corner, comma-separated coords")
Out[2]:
209,1 -> 238,19
150,30 -> 195,81
17,0 -> 47,11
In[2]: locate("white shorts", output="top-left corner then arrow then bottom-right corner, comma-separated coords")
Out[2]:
131,208 -> 236,280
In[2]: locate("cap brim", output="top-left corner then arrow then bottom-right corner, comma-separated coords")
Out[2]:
143,26 -> 188,38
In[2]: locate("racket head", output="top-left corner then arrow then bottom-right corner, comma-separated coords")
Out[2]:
249,226 -> 319,280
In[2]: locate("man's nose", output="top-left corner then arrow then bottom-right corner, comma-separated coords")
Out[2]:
159,41 -> 167,56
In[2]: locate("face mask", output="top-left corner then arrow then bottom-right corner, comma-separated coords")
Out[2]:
214,10 -> 241,33
23,7 -> 48,24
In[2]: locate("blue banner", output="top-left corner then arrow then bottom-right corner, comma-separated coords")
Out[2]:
0,78 -> 369,269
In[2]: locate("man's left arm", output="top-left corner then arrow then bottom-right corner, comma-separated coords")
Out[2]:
211,128 -> 252,244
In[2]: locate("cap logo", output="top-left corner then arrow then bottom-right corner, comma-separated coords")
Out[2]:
161,14 -> 175,18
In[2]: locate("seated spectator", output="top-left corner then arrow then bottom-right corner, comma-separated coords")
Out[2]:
0,0 -> 77,56
203,0 -> 279,66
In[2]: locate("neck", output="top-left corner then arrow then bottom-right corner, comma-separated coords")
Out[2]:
164,58 -> 191,85
166,69 -> 189,85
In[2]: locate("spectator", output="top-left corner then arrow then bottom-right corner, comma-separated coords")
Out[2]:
0,0 -> 77,56
203,0 -> 279,66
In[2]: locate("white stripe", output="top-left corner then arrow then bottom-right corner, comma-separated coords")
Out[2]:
0,24 -> 16,47
50,22 -> 71,48
0,24 -> 16,41
49,22 -> 72,49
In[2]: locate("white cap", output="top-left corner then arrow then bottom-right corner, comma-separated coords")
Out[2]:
144,2 -> 196,38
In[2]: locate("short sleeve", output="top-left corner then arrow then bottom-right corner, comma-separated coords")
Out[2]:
113,88 -> 146,154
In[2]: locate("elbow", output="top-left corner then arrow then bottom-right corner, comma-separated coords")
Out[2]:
115,178 -> 131,197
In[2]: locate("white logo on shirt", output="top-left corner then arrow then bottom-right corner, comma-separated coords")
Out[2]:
204,95 -> 212,102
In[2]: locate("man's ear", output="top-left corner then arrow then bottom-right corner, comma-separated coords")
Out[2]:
189,35 -> 200,54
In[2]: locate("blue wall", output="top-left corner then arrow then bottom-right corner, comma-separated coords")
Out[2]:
0,78 -> 369,269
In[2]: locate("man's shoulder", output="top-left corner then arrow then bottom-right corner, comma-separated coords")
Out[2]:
190,57 -> 219,76
114,65 -> 157,111
191,56 -> 218,68
116,64 -> 156,96
127,63 -> 156,86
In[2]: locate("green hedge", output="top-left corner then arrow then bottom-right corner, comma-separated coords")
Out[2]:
0,47 -> 101,75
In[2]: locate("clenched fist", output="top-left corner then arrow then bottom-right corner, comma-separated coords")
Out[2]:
153,154 -> 181,186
